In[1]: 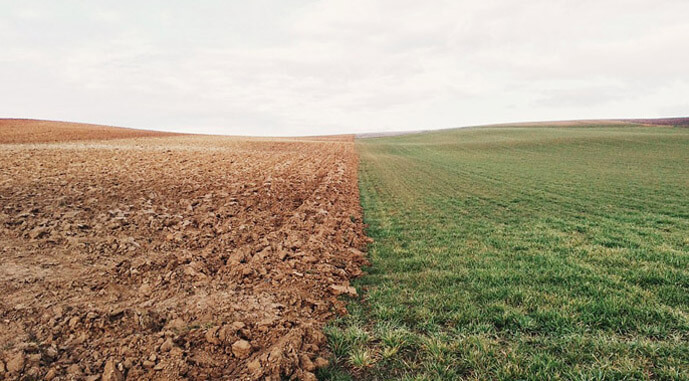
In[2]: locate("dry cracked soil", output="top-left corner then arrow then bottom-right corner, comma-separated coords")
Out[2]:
0,120 -> 369,380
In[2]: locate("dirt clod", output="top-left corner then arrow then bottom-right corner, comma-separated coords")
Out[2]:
314,356 -> 329,369
161,338 -> 175,352
232,340 -> 252,359
6,352 -> 24,374
247,358 -> 262,372
67,363 -> 82,375
103,359 -> 124,381
330,284 -> 358,297
44,368 -> 58,380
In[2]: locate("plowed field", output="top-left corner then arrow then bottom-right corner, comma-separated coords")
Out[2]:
0,119 -> 179,144
0,121 -> 368,380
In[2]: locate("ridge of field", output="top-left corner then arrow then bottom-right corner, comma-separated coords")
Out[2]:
322,124 -> 689,380
356,117 -> 689,139
624,117 -> 689,127
0,119 -> 182,143
0,122 -> 369,380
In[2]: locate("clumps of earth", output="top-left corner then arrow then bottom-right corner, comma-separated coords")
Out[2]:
0,123 -> 370,380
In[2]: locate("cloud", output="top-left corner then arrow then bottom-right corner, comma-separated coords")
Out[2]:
1,0 -> 688,135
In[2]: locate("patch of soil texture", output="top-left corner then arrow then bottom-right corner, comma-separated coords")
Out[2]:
0,127 -> 369,380
0,119 -> 178,144
624,117 -> 689,127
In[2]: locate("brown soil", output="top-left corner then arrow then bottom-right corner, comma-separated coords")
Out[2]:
0,119 -> 178,144
0,121 -> 369,380
624,117 -> 689,127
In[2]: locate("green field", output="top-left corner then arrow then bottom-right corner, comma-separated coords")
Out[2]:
321,124 -> 689,380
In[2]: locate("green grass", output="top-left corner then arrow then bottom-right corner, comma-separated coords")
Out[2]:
320,125 -> 689,380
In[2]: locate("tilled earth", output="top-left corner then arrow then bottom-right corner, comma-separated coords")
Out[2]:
0,123 -> 369,380
0,119 -> 179,144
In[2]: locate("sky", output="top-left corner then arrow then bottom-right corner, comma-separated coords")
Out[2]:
1,1 -> 688,136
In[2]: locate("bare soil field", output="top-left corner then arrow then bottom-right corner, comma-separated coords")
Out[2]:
0,119 -> 179,144
624,117 -> 689,127
0,122 -> 368,380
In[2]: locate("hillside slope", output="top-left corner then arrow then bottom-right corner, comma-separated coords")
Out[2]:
0,119 -> 177,144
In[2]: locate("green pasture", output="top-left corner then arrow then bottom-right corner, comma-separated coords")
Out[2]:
322,124 -> 689,380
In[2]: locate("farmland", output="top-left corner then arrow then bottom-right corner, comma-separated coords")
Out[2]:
0,121 -> 368,380
0,119 -> 179,144
323,124 -> 689,380
2,120 -> 689,380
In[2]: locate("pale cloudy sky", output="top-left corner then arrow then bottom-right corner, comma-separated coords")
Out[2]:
1,1 -> 688,136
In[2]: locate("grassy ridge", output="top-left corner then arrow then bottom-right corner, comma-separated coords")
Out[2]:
321,125 -> 689,380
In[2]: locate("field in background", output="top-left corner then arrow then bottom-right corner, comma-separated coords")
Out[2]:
0,119 -> 179,143
323,124 -> 689,380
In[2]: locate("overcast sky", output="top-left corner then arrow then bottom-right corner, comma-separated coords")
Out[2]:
1,1 -> 688,136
